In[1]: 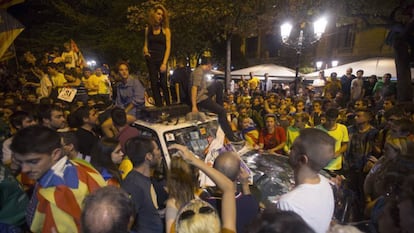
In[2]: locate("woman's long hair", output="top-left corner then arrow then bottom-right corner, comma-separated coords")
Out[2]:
90,138 -> 122,184
166,156 -> 196,208
148,4 -> 169,28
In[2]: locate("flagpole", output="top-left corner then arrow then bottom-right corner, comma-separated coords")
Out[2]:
12,42 -> 19,70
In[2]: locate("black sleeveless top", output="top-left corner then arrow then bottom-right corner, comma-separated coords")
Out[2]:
147,26 -> 166,62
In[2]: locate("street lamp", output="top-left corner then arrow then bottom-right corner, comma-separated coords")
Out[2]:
280,17 -> 327,95
313,17 -> 328,40
87,60 -> 97,68
316,61 -> 323,70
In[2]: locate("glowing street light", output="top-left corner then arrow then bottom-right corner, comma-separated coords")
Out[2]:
316,61 -> 323,70
281,22 -> 293,44
313,17 -> 328,40
87,60 -> 97,68
280,16 -> 328,95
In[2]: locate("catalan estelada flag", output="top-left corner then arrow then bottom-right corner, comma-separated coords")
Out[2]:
70,39 -> 87,68
27,157 -> 106,233
0,43 -> 15,61
0,9 -> 24,59
0,0 -> 24,9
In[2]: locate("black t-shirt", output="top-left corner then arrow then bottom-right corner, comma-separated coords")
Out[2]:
75,128 -> 99,156
171,67 -> 190,103
148,26 -> 166,62
121,170 -> 164,233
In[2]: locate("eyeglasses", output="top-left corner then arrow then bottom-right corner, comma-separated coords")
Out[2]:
178,206 -> 215,222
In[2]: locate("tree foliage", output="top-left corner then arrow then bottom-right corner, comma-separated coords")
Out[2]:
127,0 -> 281,60
10,0 -> 413,100
337,0 -> 414,101
12,0 -> 144,70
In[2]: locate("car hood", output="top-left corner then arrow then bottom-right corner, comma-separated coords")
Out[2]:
240,150 -> 295,206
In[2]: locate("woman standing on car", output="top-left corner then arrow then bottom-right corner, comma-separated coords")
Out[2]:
143,4 -> 171,107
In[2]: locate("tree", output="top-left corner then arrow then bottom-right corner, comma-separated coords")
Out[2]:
266,0 -> 413,101
127,0 -> 281,91
12,0 -> 412,101
11,0 -> 144,70
333,0 -> 414,102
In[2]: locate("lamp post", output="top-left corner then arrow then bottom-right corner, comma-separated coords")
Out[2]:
280,17 -> 327,95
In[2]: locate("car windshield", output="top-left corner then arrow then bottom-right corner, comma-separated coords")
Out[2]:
164,120 -> 219,158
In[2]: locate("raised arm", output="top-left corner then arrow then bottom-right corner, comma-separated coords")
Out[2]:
168,144 -> 236,232
263,99 -> 275,114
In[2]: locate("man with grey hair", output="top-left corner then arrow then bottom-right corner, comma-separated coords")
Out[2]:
340,67 -> 356,103
82,186 -> 135,233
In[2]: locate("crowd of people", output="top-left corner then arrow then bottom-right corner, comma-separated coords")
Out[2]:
220,67 -> 414,233
1,2 -> 414,233
1,46 -> 414,233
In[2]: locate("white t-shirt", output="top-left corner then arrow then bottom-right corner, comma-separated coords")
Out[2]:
39,75 -> 52,98
2,137 -> 12,165
351,78 -> 364,101
277,174 -> 334,233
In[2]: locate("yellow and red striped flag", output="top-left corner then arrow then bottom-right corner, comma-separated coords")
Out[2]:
70,39 -> 87,68
28,158 -> 106,233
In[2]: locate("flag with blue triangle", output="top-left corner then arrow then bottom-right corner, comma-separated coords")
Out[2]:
0,9 -> 24,59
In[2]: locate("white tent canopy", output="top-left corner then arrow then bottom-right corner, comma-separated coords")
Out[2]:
304,57 -> 414,79
231,64 -> 298,81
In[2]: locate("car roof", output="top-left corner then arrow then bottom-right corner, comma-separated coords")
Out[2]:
132,114 -> 218,134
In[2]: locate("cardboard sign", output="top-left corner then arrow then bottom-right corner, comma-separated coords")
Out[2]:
57,87 -> 77,102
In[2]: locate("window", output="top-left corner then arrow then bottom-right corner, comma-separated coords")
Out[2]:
336,24 -> 356,53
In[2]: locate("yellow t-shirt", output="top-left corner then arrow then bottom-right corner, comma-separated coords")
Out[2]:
89,74 -> 110,95
119,156 -> 133,179
82,77 -> 97,95
316,123 -> 349,170
248,76 -> 260,89
51,72 -> 66,92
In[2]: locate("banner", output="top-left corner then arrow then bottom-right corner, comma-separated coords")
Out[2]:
0,43 -> 15,61
0,0 -> 24,9
70,39 -> 87,68
0,9 -> 24,59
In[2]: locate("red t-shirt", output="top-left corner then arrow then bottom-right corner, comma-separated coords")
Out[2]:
259,126 -> 286,153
